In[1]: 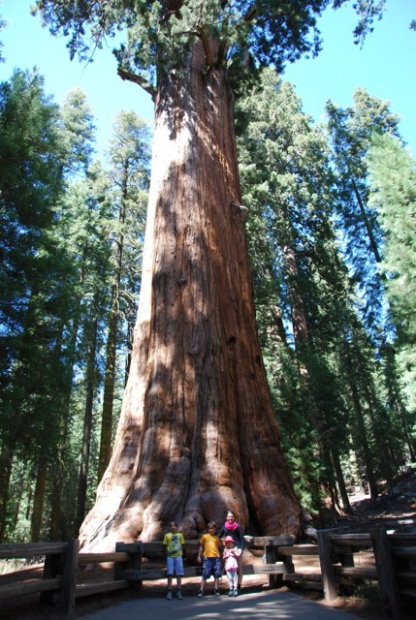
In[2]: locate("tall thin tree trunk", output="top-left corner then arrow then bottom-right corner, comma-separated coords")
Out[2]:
384,346 -> 416,460
31,457 -> 48,542
363,386 -> 394,489
350,175 -> 382,263
124,315 -> 134,387
0,448 -> 13,542
98,300 -> 118,482
330,448 -> 352,514
79,40 -> 300,550
76,316 -> 98,533
50,317 -> 79,539
98,172 -> 128,481
347,370 -> 378,500
282,242 -> 327,510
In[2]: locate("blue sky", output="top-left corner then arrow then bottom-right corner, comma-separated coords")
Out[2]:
0,0 -> 415,159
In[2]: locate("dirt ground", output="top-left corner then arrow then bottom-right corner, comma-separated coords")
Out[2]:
2,470 -> 416,620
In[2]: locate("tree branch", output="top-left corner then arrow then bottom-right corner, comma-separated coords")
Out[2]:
244,2 -> 257,23
117,67 -> 157,100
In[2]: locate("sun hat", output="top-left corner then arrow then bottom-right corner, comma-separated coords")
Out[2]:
225,536 -> 235,544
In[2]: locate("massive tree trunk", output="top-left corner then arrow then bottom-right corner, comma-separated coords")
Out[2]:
79,41 -> 301,550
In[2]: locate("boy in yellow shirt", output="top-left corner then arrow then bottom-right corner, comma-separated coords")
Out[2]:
197,521 -> 222,596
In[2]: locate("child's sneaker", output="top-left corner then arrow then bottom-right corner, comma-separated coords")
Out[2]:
197,590 -> 203,597
233,589 -> 238,596
176,590 -> 183,600
228,589 -> 233,597
214,589 -> 220,597
166,590 -> 173,600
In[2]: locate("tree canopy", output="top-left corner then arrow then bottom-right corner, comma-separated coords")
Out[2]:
30,0 -> 391,547
34,0 -> 385,95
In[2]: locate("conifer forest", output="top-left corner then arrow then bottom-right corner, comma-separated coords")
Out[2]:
0,1 -> 415,546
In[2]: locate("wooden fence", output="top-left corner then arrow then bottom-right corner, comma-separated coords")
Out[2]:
0,528 -> 415,619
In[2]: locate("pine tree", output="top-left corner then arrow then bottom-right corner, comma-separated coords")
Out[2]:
325,88 -> 400,345
98,112 -> 150,481
0,69 -> 67,540
48,89 -> 98,539
367,134 -> 416,423
237,69 -> 357,513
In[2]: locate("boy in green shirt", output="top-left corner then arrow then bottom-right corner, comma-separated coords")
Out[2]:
163,521 -> 185,600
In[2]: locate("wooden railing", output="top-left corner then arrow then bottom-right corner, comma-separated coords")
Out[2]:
0,528 -> 415,619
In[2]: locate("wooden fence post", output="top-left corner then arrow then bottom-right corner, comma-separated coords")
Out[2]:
115,542 -> 125,581
130,542 -> 143,590
265,540 -> 280,588
275,542 -> 295,581
336,543 -> 355,596
317,530 -> 338,601
40,546 -> 64,605
115,541 -> 143,589
371,526 -> 402,620
60,538 -> 79,618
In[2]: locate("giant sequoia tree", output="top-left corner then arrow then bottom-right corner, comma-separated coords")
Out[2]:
35,0 -> 384,549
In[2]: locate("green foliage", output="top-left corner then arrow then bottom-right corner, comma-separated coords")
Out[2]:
60,88 -> 96,175
0,69 -> 67,460
3,460 -> 32,542
97,111 -> 151,482
367,134 -> 416,412
0,63 -> 153,539
107,111 -> 150,331
238,67 -> 414,511
34,1 -> 385,93
326,89 -> 401,346
238,69 -> 353,510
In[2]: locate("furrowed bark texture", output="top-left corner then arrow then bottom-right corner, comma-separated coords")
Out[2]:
79,42 -> 301,550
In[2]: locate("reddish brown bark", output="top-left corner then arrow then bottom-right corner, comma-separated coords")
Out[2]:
79,41 -> 301,550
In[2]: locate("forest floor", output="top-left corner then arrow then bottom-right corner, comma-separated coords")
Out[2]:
1,468 -> 416,620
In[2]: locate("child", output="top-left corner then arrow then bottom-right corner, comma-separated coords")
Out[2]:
218,510 -> 245,592
223,535 -> 241,596
197,521 -> 222,596
163,521 -> 185,600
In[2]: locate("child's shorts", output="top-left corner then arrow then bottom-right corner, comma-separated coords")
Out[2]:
167,556 -> 184,576
202,557 -> 223,579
